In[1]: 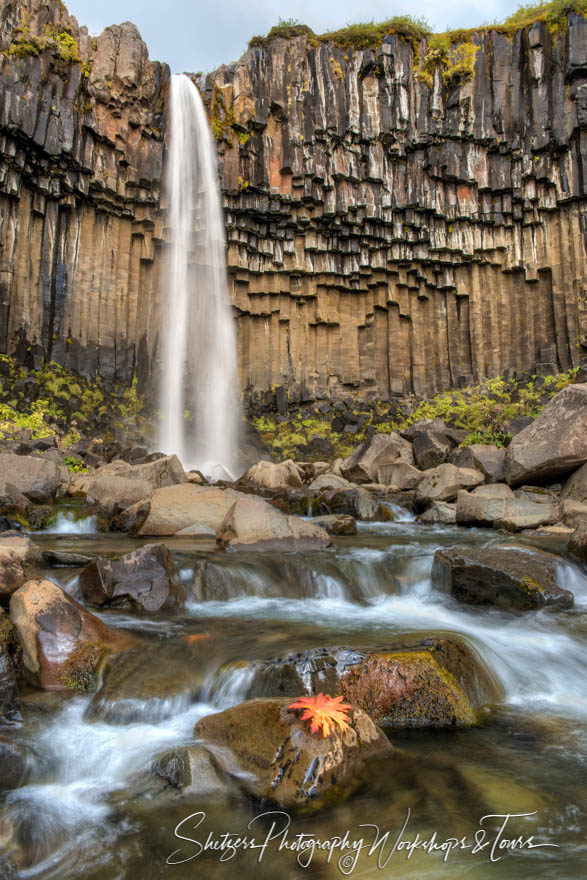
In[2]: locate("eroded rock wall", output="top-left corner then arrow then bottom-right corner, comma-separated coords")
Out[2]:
0,0 -> 167,382
0,0 -> 585,402
205,16 -> 586,402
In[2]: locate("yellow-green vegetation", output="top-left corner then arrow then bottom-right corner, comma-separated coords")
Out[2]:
249,15 -> 431,52
502,0 -> 586,32
418,33 -> 480,89
253,368 -> 579,461
59,641 -> 109,692
4,16 -> 83,66
0,355 -> 148,445
63,455 -> 88,473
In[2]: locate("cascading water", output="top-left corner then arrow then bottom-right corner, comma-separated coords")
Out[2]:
159,73 -> 239,479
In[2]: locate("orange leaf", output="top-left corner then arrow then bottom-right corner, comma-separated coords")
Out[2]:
289,693 -> 352,738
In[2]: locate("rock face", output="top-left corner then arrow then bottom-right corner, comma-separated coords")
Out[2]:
249,639 -> 499,728
432,547 -> 574,612
9,579 -> 129,688
505,385 -> 587,486
1,1 -> 583,400
192,697 -> 389,809
79,544 -> 186,612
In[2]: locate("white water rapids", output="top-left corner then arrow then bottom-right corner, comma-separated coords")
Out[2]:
158,73 -> 239,478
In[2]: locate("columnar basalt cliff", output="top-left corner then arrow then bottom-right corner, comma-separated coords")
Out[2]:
0,0 -> 167,383
205,14 -> 586,402
0,0 -> 585,403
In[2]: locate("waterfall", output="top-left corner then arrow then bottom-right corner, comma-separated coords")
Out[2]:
159,73 -> 239,479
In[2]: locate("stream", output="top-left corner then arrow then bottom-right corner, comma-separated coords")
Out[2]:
2,510 -> 586,879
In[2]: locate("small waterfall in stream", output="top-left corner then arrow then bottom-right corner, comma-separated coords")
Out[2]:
159,73 -> 239,479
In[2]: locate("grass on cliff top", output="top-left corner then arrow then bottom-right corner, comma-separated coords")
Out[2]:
252,368 -> 579,462
248,1 -> 585,52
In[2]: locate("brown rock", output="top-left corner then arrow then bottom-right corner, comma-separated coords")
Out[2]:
0,454 -> 61,503
138,485 -> 248,536
311,514 -> 357,535
341,433 -> 413,484
412,431 -> 452,470
450,445 -> 506,482
240,459 -> 303,489
416,463 -> 484,503
379,461 -> 425,490
568,522 -> 587,563
9,579 -> 131,689
217,496 -> 332,550
505,384 -> 587,486
418,501 -> 457,524
456,484 -> 515,525
79,544 -> 186,612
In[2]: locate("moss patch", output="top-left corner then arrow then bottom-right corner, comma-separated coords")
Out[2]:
59,640 -> 110,692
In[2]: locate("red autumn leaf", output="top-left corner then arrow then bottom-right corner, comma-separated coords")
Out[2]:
288,693 -> 352,738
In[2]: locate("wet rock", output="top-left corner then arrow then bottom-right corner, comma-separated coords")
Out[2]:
568,522 -> 587,563
0,454 -> 61,503
450,445 -> 506,483
217,496 -> 332,550
240,459 -> 302,490
340,433 -> 413,484
0,535 -> 42,602
136,485 -> 249,536
432,547 -> 574,612
418,501 -> 457,524
88,640 -> 207,723
381,462 -> 425,490
0,643 -> 20,726
0,736 -> 26,790
41,549 -> 94,567
249,639 -> 499,728
416,463 -> 484,503
9,579 -> 131,689
111,498 -> 151,534
316,486 -> 387,521
152,746 -> 233,798
79,543 -> 186,612
311,514 -> 357,535
505,384 -> 587,486
192,697 -> 390,809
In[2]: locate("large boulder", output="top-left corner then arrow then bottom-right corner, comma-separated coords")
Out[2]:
249,639 -> 499,728
416,463 -> 484,503
432,547 -> 574,612
0,535 -> 42,602
562,462 -> 587,504
412,430 -> 453,470
316,486 -> 386,521
0,454 -> 61,503
240,459 -> 302,490
418,501 -> 457,524
79,544 -> 186,613
381,462 -> 425,490
152,746 -> 233,799
504,384 -> 587,486
450,445 -> 506,483
86,474 -> 152,519
307,473 -> 352,492
136,484 -> 248,536
456,484 -> 515,525
568,522 -> 587,564
192,697 -> 389,809
311,514 -> 357,535
340,433 -> 413,484
94,455 -> 187,489
217,496 -> 332,550
9,579 -> 131,689
493,499 -> 560,532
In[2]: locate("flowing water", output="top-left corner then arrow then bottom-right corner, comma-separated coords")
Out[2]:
2,518 -> 586,879
158,73 -> 239,478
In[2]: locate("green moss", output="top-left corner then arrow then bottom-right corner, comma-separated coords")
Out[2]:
249,18 -> 315,48
63,455 -> 88,473
59,640 -> 109,692
418,32 -> 480,89
4,20 -> 83,66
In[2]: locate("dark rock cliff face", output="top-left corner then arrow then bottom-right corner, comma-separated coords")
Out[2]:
0,0 -> 585,402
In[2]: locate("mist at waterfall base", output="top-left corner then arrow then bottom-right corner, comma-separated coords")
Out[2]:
158,74 -> 239,480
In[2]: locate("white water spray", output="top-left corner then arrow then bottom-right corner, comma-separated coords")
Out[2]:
159,73 -> 239,478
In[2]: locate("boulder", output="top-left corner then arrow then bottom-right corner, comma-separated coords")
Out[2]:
0,483 -> 31,509
493,499 -> 560,532
42,549 -> 94,567
0,454 -> 61,503
311,514 -> 357,535
562,462 -> 587,505
248,639 -> 499,728
568,522 -> 587,563
432,547 -> 574,612
340,433 -> 413,484
456,484 -> 515,525
399,418 -> 449,442
240,459 -> 302,490
217,496 -> 332,550
0,535 -> 41,601
152,746 -> 232,798
86,474 -> 152,518
79,544 -> 186,613
0,736 -> 26,790
9,579 -> 131,689
416,463 -> 484,503
307,473 -> 352,492
418,501 -> 457,524
561,499 -> 587,529
412,430 -> 453,470
504,384 -> 587,486
137,485 -> 249,536
116,454 -> 187,489
379,461 -> 425,490
192,697 -> 389,809
317,486 -> 385,521
450,445 -> 506,483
